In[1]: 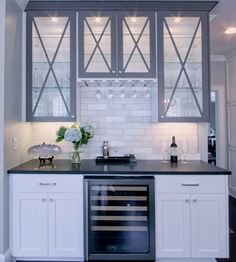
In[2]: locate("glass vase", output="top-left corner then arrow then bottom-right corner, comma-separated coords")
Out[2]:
72,144 -> 81,164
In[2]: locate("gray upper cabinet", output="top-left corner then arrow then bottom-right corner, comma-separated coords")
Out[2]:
118,12 -> 156,78
157,11 -> 210,122
26,11 -> 76,122
78,12 -> 116,78
78,11 -> 156,78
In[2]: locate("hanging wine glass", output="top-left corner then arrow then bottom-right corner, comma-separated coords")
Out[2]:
131,80 -> 138,99
107,80 -> 114,99
95,80 -> 103,99
120,80 -> 126,99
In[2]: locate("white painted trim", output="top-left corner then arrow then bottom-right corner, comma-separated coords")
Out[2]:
12,258 -> 216,262
22,12 -> 26,121
197,123 -> 208,161
13,257 -> 84,261
225,176 -> 229,258
15,0 -> 28,10
225,50 -> 236,61
0,249 -> 14,262
229,144 -> 236,150
211,55 -> 226,62
229,184 -> 236,199
211,85 -> 228,168
227,101 -> 236,106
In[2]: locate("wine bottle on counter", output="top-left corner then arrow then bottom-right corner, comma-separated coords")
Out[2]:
170,136 -> 178,163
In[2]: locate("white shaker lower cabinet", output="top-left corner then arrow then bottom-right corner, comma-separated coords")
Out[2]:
48,193 -> 83,257
12,193 -> 48,257
190,194 -> 227,258
156,175 -> 229,260
156,194 -> 191,258
11,175 -> 84,260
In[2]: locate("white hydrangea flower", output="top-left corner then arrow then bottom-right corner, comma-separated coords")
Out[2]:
80,123 -> 94,136
64,128 -> 82,143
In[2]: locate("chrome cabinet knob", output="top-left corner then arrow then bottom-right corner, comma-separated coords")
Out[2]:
71,115 -> 75,119
41,198 -> 46,202
160,115 -> 164,119
192,199 -> 197,202
185,199 -> 190,203
49,198 -> 53,202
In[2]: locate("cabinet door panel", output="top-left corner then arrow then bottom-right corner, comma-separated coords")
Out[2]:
79,12 -> 116,78
158,11 -> 209,122
48,193 -> 83,258
191,194 -> 228,258
118,12 -> 156,78
12,193 -> 48,257
156,194 -> 191,258
27,11 -> 76,122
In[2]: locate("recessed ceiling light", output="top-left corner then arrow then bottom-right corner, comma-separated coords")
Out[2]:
174,17 -> 182,23
95,17 -> 101,22
225,27 -> 236,35
51,17 -> 58,23
131,17 -> 137,23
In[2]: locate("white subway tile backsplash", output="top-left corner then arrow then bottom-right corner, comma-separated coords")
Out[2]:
31,87 -> 200,160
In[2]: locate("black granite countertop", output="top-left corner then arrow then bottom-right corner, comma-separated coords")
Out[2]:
8,159 -> 231,175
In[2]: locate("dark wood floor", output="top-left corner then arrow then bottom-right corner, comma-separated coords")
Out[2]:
217,196 -> 236,262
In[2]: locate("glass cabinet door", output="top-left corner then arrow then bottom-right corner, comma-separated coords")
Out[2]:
118,12 -> 156,78
158,11 -> 209,122
79,12 -> 116,78
27,12 -> 76,121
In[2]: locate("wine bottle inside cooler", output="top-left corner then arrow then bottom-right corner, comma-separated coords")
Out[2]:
170,136 -> 178,163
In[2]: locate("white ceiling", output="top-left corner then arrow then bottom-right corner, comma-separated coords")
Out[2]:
15,0 -> 236,56
210,0 -> 236,56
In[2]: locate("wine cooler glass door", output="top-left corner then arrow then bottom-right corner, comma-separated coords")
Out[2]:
84,178 -> 155,261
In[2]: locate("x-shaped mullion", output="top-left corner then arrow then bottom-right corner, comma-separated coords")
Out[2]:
32,18 -> 70,116
123,17 -> 150,72
84,18 -> 111,72
164,18 -> 202,117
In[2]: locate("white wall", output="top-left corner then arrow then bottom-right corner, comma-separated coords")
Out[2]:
0,0 -> 6,256
31,84 -> 200,160
1,0 -> 31,255
226,55 -> 236,197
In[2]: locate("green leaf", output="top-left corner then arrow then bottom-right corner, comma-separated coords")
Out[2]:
55,137 -> 63,142
56,126 -> 67,138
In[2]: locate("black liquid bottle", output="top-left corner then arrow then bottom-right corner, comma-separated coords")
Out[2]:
170,136 -> 178,163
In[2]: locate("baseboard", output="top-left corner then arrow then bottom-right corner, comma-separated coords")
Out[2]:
0,250 -> 13,262
156,259 -> 216,262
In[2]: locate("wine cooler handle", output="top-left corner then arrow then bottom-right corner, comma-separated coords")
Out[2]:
85,181 -> 89,261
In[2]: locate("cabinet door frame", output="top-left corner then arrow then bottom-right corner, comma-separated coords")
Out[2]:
157,11 -> 210,122
48,193 -> 84,258
78,11 -> 117,78
156,193 -> 191,258
117,11 -> 156,78
26,11 -> 77,122
190,194 -> 228,258
12,193 -> 48,257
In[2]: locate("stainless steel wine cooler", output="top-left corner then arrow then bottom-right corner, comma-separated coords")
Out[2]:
84,176 -> 155,261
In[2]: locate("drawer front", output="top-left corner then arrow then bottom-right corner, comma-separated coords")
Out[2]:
11,174 -> 83,193
155,175 -> 226,194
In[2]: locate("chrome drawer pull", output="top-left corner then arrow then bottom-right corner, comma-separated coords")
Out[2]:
39,182 -> 57,186
181,183 -> 199,187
